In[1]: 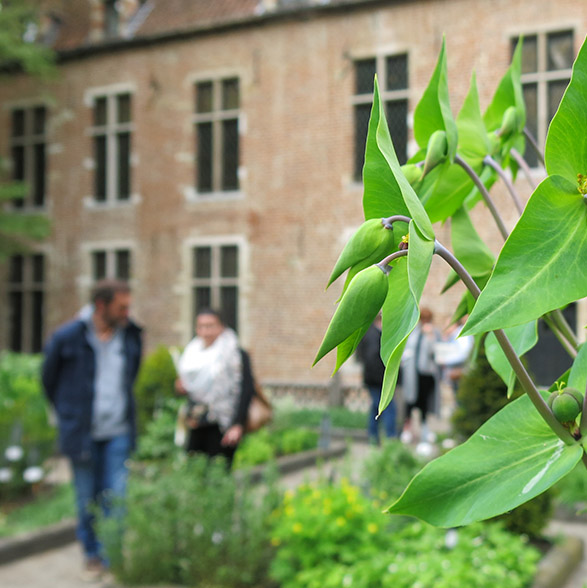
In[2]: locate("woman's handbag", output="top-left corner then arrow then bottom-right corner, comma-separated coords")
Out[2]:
246,383 -> 272,433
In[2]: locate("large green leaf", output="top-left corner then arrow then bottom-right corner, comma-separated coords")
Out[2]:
485,321 -> 538,395
363,78 -> 433,240
413,37 -> 458,162
379,223 -> 434,413
462,174 -> 587,336
387,393 -> 583,527
483,38 -> 525,133
451,206 -> 495,278
545,35 -> 587,184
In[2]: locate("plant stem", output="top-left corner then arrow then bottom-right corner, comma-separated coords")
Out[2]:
543,315 -> 578,359
510,148 -> 538,190
549,309 -> 579,350
483,155 -> 524,215
434,240 -> 576,445
523,128 -> 546,167
581,383 -> 587,437
377,249 -> 408,271
454,155 -> 509,240
381,215 -> 412,229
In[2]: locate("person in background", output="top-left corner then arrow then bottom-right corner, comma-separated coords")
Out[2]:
437,317 -> 474,395
356,314 -> 397,445
174,308 -> 253,467
42,280 -> 143,581
400,307 -> 441,446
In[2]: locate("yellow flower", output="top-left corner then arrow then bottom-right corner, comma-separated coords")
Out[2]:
285,505 -> 295,517
336,517 -> 346,527
292,522 -> 303,534
367,523 -> 379,534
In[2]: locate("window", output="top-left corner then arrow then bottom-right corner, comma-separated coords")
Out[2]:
10,106 -> 47,208
91,248 -> 132,281
191,244 -> 239,331
104,0 -> 119,38
91,92 -> 132,202
513,30 -> 574,167
353,54 -> 409,180
7,254 -> 45,352
194,78 -> 240,194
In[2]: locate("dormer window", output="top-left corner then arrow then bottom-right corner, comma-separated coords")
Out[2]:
104,0 -> 119,38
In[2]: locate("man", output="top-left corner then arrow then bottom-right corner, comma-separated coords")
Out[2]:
356,314 -> 397,445
42,280 -> 142,579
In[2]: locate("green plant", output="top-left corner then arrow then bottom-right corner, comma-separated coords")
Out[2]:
133,345 -> 177,433
272,406 -> 367,430
0,352 -> 55,500
314,35 -> 587,528
134,397 -> 183,461
99,453 -> 281,587
270,480 -> 540,588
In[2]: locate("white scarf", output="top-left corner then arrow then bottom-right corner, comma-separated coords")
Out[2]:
177,328 -> 242,431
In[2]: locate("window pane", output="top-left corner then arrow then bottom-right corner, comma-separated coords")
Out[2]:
196,81 -> 214,113
32,290 -> 44,353
220,286 -> 238,331
518,35 -> 537,74
547,31 -> 574,71
32,254 -> 44,282
117,132 -> 131,200
10,256 -> 24,283
9,292 -> 23,352
117,94 -> 132,123
386,54 -> 408,90
33,143 -> 46,207
33,106 -> 46,134
197,122 -> 213,192
115,250 -> 131,280
94,97 -> 107,126
11,145 -> 25,182
355,59 -> 376,95
12,109 -> 25,137
193,246 -> 212,278
222,119 -> 239,191
522,83 -> 538,168
92,251 -> 107,281
221,245 -> 238,277
222,78 -> 239,110
94,135 -> 107,201
193,287 -> 212,328
386,100 -> 408,165
548,80 -> 568,123
104,0 -> 119,37
354,103 -> 371,181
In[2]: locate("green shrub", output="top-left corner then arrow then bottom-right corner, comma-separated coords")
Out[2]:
135,397 -> 183,461
133,345 -> 177,433
273,406 -> 366,431
99,454 -> 281,587
233,429 -> 276,468
0,352 -> 56,500
277,428 -> 318,455
270,479 -> 540,588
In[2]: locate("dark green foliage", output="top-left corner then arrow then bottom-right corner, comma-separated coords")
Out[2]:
133,345 -> 177,433
134,397 -> 182,461
451,340 -> 553,539
273,406 -> 367,431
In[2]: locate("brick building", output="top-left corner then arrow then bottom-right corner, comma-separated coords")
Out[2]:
1,0 -> 586,390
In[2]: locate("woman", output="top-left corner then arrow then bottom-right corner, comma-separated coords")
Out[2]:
175,309 -> 253,466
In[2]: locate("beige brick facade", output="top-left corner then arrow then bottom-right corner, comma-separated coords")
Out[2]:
1,0 -> 586,387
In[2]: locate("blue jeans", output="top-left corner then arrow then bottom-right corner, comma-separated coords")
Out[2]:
368,386 -> 397,442
70,433 -> 131,561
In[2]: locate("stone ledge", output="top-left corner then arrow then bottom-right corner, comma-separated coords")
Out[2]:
531,535 -> 584,588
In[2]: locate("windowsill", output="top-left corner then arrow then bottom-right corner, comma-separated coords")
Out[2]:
83,193 -> 141,209
184,187 -> 245,203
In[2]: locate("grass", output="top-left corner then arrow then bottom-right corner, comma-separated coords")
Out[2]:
0,483 -> 75,538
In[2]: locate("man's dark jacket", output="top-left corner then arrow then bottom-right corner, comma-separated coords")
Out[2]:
42,318 -> 142,461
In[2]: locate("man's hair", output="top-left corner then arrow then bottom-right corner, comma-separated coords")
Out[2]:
91,279 -> 131,306
195,307 -> 225,325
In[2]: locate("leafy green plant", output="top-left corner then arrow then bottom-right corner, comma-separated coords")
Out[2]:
134,397 -> 182,461
273,406 -> 367,430
270,479 -> 540,588
99,454 -> 281,587
133,345 -> 177,433
0,353 -> 55,500
314,35 -> 587,527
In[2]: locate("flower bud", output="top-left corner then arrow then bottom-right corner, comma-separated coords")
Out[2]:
547,387 -> 584,425
401,164 -> 423,186
422,130 -> 449,177
314,265 -> 389,366
327,218 -> 395,289
496,106 -> 519,140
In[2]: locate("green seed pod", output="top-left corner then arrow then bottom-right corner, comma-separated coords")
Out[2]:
548,388 -> 584,424
401,164 -> 423,186
314,265 -> 389,366
496,106 -> 519,140
327,219 -> 396,289
422,130 -> 448,177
